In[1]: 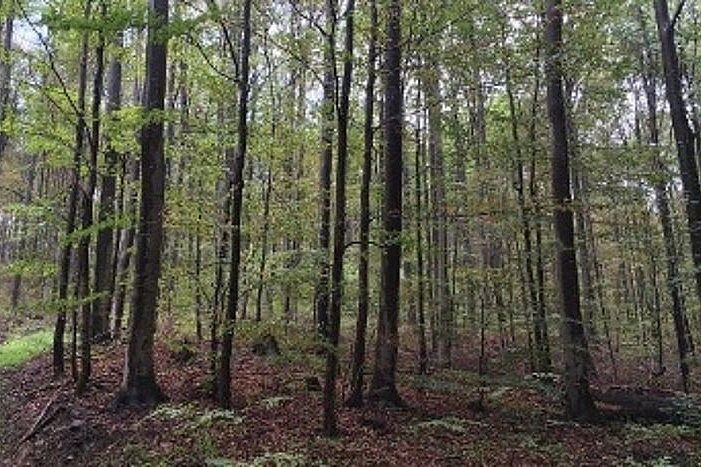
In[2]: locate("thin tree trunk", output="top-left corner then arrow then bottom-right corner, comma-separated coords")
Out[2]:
76,0 -> 106,393
414,81 -> 428,375
255,168 -> 272,322
641,7 -> 691,390
424,54 -> 451,368
526,36 -> 551,371
217,0 -> 252,409
346,0 -> 376,408
0,5 -> 13,166
314,0 -> 336,338
323,0 -> 354,435
93,28 -> 123,342
53,4 -> 89,377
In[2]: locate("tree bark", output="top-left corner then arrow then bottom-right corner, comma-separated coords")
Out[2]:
544,0 -> 596,420
53,3 -> 89,377
217,0 -> 252,409
323,0 -> 354,436
369,0 -> 403,406
655,0 -> 701,342
0,5 -> 13,166
76,0 -> 106,394
93,28 -> 123,342
424,55 -> 451,368
346,0 -> 376,408
641,8 -> 691,390
314,0 -> 337,338
116,0 -> 169,407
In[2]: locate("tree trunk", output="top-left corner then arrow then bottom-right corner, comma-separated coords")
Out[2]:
323,0 -> 354,436
116,0 -> 169,407
424,54 -> 452,368
93,28 -> 123,342
369,0 -> 403,407
217,0 -> 252,409
641,8 -> 691,390
76,0 -> 106,394
655,0 -> 701,342
53,4 -> 89,377
0,6 -> 13,166
314,0 -> 336,338
255,168 -> 272,322
346,0 -> 376,408
414,82 -> 428,375
505,51 -> 541,368
544,0 -> 596,420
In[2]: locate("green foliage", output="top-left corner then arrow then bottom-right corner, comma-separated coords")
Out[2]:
148,403 -> 244,431
624,423 -> 701,443
148,403 -> 195,421
0,330 -> 53,368
412,417 -> 472,434
193,409 -> 244,429
259,396 -> 293,410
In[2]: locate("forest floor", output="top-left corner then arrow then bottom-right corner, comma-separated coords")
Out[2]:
1,326 -> 701,466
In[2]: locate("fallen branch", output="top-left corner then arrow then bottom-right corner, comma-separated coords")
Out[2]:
19,392 -> 63,444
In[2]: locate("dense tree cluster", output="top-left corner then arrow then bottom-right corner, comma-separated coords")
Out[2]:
1,0 -> 701,434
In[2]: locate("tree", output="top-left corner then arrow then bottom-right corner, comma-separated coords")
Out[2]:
0,3 -> 13,166
544,0 -> 596,420
93,25 -> 123,342
347,0 -> 377,407
116,0 -> 169,406
654,0 -> 701,342
323,0 -> 354,436
76,0 -> 106,393
424,50 -> 452,368
641,6 -> 691,391
314,0 -> 337,338
217,0 -> 252,409
53,1 -> 90,377
369,0 -> 403,406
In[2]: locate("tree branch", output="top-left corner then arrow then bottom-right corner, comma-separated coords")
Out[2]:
670,0 -> 687,32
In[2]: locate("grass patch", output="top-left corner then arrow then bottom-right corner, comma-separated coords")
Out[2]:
0,329 -> 52,368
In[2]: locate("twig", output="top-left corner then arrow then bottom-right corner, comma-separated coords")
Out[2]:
670,0 -> 687,33
19,392 -> 62,444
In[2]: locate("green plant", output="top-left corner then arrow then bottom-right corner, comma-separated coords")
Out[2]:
0,329 -> 53,367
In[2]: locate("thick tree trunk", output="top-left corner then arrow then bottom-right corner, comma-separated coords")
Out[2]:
655,0 -> 701,342
369,0 -> 403,406
544,0 -> 596,420
116,0 -> 169,407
